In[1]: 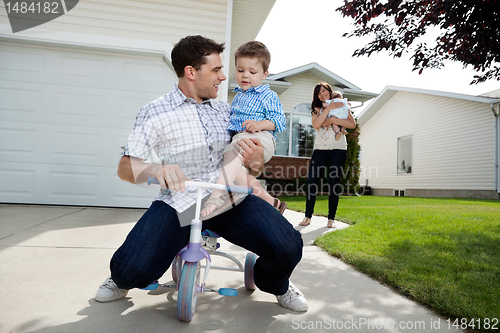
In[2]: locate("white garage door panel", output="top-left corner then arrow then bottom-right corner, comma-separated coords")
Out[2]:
0,48 -> 44,74
0,168 -> 35,198
0,126 -> 38,155
0,161 -> 160,207
0,42 -> 176,207
0,86 -> 42,114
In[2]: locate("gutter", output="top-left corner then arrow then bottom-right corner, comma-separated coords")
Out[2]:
492,103 -> 500,193
221,0 -> 234,103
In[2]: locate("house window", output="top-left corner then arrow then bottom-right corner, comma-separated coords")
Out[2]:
397,135 -> 412,174
275,103 -> 315,157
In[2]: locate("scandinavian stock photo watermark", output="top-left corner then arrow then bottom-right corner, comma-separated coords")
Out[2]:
3,0 -> 79,33
291,317 -> 499,331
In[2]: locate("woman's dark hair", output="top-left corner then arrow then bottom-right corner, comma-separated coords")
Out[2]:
171,35 -> 225,78
310,82 -> 333,115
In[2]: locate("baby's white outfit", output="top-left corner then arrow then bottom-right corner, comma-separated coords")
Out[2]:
319,98 -> 350,139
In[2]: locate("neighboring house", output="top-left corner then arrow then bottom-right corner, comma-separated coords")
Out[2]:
0,0 -> 277,208
228,62 -> 377,193
357,86 -> 500,199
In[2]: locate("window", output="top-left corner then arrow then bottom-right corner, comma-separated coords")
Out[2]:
397,136 -> 412,174
275,103 -> 315,157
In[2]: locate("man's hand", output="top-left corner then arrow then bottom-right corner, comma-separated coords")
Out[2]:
236,137 -> 265,177
117,156 -> 188,191
154,163 -> 188,192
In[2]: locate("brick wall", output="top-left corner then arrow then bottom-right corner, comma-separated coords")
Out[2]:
261,156 -> 311,196
263,156 -> 310,180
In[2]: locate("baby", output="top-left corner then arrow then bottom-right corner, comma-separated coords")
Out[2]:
321,91 -> 350,140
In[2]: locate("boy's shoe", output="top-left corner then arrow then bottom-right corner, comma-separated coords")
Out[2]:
273,198 -> 287,214
335,131 -> 342,141
95,276 -> 128,303
276,281 -> 308,312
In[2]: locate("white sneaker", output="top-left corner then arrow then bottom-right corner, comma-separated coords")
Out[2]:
95,276 -> 128,303
276,281 -> 308,312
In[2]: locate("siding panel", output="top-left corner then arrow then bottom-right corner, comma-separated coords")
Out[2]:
359,91 -> 496,191
1,0 -> 228,44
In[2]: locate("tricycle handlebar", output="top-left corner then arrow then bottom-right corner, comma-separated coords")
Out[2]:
147,176 -> 252,194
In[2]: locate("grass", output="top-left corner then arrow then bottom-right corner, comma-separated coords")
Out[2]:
284,195 -> 500,332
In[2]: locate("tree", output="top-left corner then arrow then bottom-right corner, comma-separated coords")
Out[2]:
340,120 -> 360,195
337,0 -> 500,84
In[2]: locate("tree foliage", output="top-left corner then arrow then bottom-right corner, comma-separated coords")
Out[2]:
337,0 -> 500,84
340,119 -> 360,195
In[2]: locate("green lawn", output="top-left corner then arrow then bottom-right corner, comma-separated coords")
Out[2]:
284,195 -> 500,332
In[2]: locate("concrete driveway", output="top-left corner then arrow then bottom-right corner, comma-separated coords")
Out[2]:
0,204 -> 463,332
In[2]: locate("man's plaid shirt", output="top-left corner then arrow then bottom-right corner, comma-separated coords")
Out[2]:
123,85 -> 231,212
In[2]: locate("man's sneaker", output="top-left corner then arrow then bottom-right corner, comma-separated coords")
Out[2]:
276,281 -> 308,312
95,276 -> 128,303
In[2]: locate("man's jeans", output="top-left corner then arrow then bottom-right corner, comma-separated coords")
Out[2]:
110,195 -> 303,296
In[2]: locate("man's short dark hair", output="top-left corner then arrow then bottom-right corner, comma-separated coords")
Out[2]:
171,35 -> 225,78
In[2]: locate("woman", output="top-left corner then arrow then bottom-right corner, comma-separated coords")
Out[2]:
299,82 -> 356,228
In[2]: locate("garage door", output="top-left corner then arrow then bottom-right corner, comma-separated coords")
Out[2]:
0,42 -> 177,208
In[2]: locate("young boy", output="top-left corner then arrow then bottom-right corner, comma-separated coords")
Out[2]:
321,90 -> 350,141
201,41 -> 287,219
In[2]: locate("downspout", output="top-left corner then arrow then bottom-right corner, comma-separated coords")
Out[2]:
221,0 -> 234,103
492,103 -> 499,194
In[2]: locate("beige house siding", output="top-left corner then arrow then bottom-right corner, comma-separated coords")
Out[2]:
0,0 -> 229,43
359,91 -> 496,192
279,73 -> 320,113
228,72 -> 345,113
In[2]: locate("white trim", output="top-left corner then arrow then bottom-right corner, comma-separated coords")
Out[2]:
267,62 -> 361,90
221,0 -> 234,103
358,85 -> 500,126
0,24 -> 174,69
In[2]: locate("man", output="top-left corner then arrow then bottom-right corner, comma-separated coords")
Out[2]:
95,35 -> 308,312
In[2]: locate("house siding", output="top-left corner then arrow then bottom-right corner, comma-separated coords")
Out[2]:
228,72 -> 345,113
359,91 -> 496,193
279,73 -> 345,113
0,0 -> 229,43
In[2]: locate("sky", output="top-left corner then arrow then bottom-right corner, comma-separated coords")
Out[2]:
255,0 -> 499,111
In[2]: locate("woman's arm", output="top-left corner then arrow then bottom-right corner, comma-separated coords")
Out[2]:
311,101 -> 344,129
311,107 -> 329,129
322,110 -> 356,129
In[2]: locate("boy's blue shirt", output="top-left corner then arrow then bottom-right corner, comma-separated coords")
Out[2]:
228,84 -> 286,138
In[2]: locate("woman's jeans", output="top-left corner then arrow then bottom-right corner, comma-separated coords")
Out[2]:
305,149 -> 347,220
110,195 -> 303,296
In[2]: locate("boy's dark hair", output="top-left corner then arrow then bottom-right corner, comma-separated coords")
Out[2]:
311,82 -> 334,115
234,41 -> 271,72
171,35 -> 225,78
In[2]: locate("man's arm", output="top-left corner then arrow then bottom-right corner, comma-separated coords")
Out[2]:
117,155 -> 188,192
117,156 -> 136,183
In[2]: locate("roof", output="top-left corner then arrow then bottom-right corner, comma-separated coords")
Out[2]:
480,89 -> 500,98
357,86 -> 500,126
263,62 -> 378,102
267,62 -> 360,89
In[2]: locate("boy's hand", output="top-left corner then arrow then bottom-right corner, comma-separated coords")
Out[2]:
242,120 -> 262,133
